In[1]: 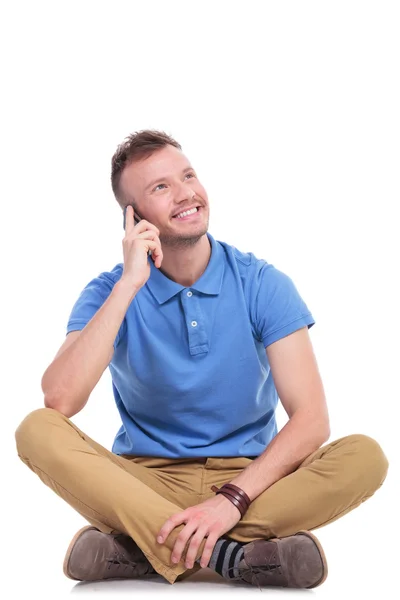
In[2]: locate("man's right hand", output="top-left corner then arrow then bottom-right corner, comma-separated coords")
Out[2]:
121,205 -> 164,290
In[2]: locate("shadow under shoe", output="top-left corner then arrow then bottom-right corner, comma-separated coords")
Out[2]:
230,530 -> 328,590
63,526 -> 156,581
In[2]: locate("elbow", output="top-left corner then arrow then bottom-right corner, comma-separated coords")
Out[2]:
321,426 -> 331,444
316,417 -> 330,444
43,395 -> 79,419
300,408 -> 330,446
43,393 -> 63,411
295,406 -> 330,445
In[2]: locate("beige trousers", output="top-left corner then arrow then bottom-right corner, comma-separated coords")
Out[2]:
15,408 -> 388,584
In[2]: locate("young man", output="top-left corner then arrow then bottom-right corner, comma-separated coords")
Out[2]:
15,130 -> 388,589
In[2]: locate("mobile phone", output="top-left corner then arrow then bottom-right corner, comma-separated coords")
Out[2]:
123,205 -> 152,256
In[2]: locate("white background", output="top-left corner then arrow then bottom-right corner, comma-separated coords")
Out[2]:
1,1 -> 399,598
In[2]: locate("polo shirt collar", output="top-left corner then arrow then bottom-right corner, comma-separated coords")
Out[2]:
147,232 -> 224,304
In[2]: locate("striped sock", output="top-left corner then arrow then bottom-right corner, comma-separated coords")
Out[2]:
200,538 -> 245,579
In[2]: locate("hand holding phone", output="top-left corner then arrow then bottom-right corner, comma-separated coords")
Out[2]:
121,205 -> 163,290
123,206 -> 148,232
123,206 -> 153,260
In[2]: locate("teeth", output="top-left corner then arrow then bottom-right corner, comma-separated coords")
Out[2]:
175,207 -> 198,219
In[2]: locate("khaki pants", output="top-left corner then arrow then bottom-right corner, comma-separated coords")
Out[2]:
15,408 -> 388,584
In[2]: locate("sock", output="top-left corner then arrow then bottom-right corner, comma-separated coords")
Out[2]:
198,538 -> 245,579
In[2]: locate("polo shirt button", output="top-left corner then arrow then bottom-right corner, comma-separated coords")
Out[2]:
187,291 -> 193,297
191,320 -> 197,327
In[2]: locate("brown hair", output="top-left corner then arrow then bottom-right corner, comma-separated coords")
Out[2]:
111,129 -> 182,207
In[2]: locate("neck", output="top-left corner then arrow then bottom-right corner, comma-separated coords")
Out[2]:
157,234 -> 211,287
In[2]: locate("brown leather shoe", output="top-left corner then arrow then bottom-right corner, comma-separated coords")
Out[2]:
231,530 -> 328,589
63,526 -> 156,581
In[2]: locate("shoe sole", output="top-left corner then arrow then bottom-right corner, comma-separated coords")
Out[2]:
296,530 -> 328,588
63,525 -> 99,580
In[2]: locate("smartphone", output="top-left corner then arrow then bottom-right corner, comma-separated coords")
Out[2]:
123,205 -> 152,256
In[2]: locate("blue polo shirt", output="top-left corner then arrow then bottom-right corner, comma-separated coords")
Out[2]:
66,232 -> 315,458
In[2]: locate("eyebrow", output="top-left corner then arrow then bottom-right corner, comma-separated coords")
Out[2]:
145,167 -> 195,191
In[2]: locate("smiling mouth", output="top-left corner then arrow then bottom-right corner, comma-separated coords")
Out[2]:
172,207 -> 202,220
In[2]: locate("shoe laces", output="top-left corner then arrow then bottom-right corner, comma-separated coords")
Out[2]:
106,537 -> 153,576
227,562 -> 283,591
106,550 -> 139,574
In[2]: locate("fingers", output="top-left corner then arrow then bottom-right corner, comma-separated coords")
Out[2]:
123,207 -> 163,267
157,512 -> 197,564
170,522 -> 200,564
198,532 -> 219,568
157,513 -> 185,545
135,230 -> 159,243
184,527 -> 210,568
135,232 -> 163,268
135,219 -> 160,236
123,205 -> 160,236
157,510 -> 220,569
137,239 -> 163,268
150,240 -> 163,269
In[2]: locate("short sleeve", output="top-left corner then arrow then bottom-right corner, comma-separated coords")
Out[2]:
249,261 -> 315,348
66,272 -> 127,351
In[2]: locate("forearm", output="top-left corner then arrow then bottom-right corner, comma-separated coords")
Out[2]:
41,278 -> 138,416
228,409 -> 330,502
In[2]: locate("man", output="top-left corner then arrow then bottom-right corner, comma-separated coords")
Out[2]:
15,130 -> 388,589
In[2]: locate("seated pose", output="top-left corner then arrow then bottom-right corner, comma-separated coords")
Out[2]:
15,130 -> 389,589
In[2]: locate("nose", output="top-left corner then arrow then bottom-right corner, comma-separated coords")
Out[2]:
175,179 -> 196,203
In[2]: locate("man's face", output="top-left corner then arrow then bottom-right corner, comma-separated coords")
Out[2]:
120,145 -> 209,247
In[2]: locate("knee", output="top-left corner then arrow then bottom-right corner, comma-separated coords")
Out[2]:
15,407 -> 65,461
346,434 -> 389,490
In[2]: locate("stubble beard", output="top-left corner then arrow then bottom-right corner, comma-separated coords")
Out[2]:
160,219 -> 209,250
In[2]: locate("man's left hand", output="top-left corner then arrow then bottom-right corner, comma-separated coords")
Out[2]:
156,494 -> 241,569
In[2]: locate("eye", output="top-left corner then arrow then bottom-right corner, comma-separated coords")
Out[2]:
185,172 -> 195,179
154,183 -> 167,191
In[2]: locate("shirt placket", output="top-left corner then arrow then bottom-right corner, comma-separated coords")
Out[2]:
181,289 -> 209,356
